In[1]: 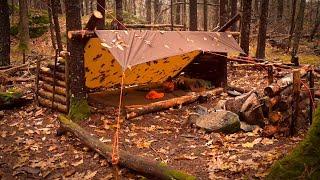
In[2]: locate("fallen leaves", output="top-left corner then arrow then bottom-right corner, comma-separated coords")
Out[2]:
71,159 -> 84,167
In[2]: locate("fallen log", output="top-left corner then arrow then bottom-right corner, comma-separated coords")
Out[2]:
38,97 -> 67,112
264,68 -> 308,97
126,88 -> 223,119
227,85 -> 249,94
57,115 -> 196,180
0,90 -> 32,110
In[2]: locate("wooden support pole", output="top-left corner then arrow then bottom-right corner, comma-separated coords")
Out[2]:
268,65 -> 274,85
291,69 -> 301,136
52,49 -> 58,110
57,115 -> 196,179
34,60 -> 40,106
218,14 -> 241,32
64,52 -> 71,113
309,70 -> 314,124
85,10 -> 103,30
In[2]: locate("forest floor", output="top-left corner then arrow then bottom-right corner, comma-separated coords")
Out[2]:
2,16 -> 320,179
1,64 -> 318,179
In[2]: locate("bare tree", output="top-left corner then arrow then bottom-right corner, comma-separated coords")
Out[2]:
204,0 -> 208,31
230,0 -> 238,31
287,0 -> 297,51
291,0 -> 306,65
115,0 -> 123,21
219,0 -> 228,27
256,0 -> 269,59
0,0 -> 10,66
97,0 -> 105,29
277,0 -> 284,20
310,0 -> 320,41
47,0 -> 57,50
65,0 -> 89,119
189,0 -> 197,31
154,0 -> 162,23
51,0 -> 63,52
175,0 -> 181,25
146,0 -> 152,23
18,0 -> 30,64
240,0 -> 252,55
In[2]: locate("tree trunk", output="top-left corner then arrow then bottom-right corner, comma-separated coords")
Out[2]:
219,0 -> 228,27
51,0 -> 63,52
18,0 -> 30,62
309,0 -> 320,41
287,0 -> 297,51
175,0 -> 181,25
84,0 -> 89,15
203,0 -> 208,31
65,0 -> 90,120
57,115 -> 196,179
0,0 -> 10,66
291,0 -> 306,65
189,0 -> 197,31
276,0 -> 283,20
240,0 -> 252,55
255,0 -> 269,59
115,0 -> 123,22
146,0 -> 151,23
47,0 -> 57,50
97,0 -> 105,29
154,0 -> 162,24
230,0 -> 238,31
253,0 -> 259,18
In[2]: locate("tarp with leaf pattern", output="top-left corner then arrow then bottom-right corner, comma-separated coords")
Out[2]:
84,30 -> 243,89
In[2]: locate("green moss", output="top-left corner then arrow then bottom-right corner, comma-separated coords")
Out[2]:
266,104 -> 320,179
164,169 -> 197,180
68,97 -> 91,121
0,88 -> 23,105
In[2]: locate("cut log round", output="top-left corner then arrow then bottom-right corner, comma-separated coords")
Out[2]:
57,115 -> 196,180
264,68 -> 308,97
40,67 -> 65,81
126,88 -> 223,119
85,10 -> 104,30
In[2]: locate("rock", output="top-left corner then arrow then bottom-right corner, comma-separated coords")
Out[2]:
195,105 -> 208,115
240,121 -> 260,132
183,113 -> 199,127
195,110 -> 241,134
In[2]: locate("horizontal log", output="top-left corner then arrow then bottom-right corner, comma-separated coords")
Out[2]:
38,89 -> 67,104
126,88 -> 223,119
40,67 -> 65,81
57,115 -> 196,180
38,96 -> 67,113
67,30 -> 96,40
47,63 -> 66,73
39,76 -> 66,87
41,83 -> 66,96
124,24 -> 184,28
264,68 -> 308,97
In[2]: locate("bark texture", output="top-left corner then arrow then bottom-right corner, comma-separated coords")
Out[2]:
0,0 -> 10,66
65,0 -> 90,120
255,0 -> 269,59
240,0 -> 252,55
51,0 -> 63,52
97,0 -> 106,29
18,0 -> 30,52
189,0 -> 197,31
146,0 -> 152,23
219,0 -> 228,27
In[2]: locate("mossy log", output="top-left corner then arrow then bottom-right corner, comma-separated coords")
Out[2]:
0,90 -> 31,109
267,105 -> 320,179
126,88 -> 223,119
38,97 -> 67,113
57,115 -> 196,180
39,76 -> 66,87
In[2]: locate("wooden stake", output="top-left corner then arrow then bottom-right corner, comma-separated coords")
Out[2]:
52,49 -> 58,110
309,70 -> 314,124
35,60 -> 40,106
291,69 -> 300,136
267,65 -> 274,85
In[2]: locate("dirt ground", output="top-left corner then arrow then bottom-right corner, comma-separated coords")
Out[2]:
1,66 -> 315,180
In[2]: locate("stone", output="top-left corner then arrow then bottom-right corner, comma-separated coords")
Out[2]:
195,105 -> 208,115
240,121 -> 260,132
195,110 -> 241,134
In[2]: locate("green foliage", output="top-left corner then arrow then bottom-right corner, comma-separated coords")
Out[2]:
0,88 -> 23,105
267,104 -> 320,179
68,97 -> 91,121
105,10 -> 146,29
10,10 -> 49,38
